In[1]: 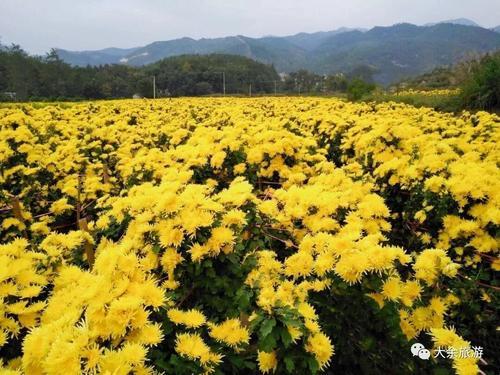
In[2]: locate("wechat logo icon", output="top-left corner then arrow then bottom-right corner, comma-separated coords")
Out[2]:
411,343 -> 431,360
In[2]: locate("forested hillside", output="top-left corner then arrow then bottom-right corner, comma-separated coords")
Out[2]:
56,23 -> 500,84
0,45 -> 279,100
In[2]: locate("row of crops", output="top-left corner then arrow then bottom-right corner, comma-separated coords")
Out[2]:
0,98 -> 498,374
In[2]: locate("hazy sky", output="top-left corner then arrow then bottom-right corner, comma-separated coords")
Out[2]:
1,0 -> 499,54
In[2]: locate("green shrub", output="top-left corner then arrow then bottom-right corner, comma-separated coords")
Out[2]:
460,52 -> 500,111
347,79 -> 376,101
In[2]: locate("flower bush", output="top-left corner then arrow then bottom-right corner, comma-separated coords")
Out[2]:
0,98 -> 498,374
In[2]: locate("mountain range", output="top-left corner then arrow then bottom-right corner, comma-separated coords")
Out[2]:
424,18 -> 481,27
56,19 -> 500,84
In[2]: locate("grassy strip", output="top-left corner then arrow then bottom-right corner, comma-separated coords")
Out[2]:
365,91 -> 463,113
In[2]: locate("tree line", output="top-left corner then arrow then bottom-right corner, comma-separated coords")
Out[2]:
0,45 -> 146,101
0,42 -> 381,101
0,44 -> 281,101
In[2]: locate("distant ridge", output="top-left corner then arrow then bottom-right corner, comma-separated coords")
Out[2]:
424,18 -> 480,27
56,46 -> 140,66
55,21 -> 500,84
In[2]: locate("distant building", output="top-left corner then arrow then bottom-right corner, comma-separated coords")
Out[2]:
132,93 -> 142,99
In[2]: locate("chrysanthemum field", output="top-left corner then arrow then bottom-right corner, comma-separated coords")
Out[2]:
0,98 -> 498,375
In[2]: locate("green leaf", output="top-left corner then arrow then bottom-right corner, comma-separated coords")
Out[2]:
281,316 -> 302,328
307,357 -> 319,374
258,333 -> 277,352
249,313 -> 264,332
260,318 -> 276,338
243,361 -> 256,370
284,356 -> 295,373
227,253 -> 239,264
280,326 -> 293,348
229,355 -> 245,368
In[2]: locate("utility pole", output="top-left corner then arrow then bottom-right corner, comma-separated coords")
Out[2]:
249,84 -> 252,97
274,80 -> 277,95
153,75 -> 156,99
222,71 -> 226,96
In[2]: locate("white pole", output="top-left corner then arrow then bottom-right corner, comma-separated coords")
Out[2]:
153,75 -> 156,99
274,80 -> 277,95
222,72 -> 226,96
249,84 -> 252,97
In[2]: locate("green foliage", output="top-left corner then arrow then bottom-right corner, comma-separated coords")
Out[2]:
146,54 -> 279,96
377,51 -> 500,112
283,70 -> 324,93
346,78 -> 376,101
311,284 -> 439,375
460,52 -> 500,111
395,66 -> 458,89
282,70 -> 349,95
368,91 -> 462,112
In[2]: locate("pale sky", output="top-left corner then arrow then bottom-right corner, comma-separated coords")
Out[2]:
1,0 -> 499,54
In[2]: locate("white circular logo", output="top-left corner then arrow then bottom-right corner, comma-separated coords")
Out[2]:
411,343 -> 425,356
411,343 -> 430,360
418,348 -> 431,360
